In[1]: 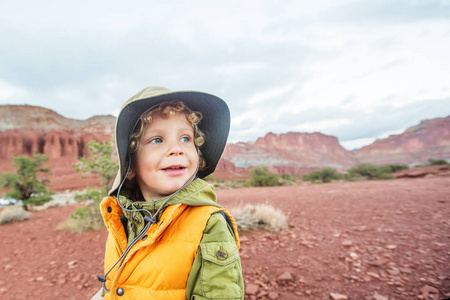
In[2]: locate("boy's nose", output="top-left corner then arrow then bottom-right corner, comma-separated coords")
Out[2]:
168,142 -> 184,156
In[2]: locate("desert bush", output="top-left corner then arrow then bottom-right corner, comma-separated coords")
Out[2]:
64,140 -> 117,233
281,174 -> 296,184
0,206 -> 31,225
302,167 -> 342,183
73,186 -> 105,203
379,164 -> 409,173
346,163 -> 394,180
245,167 -> 280,187
57,206 -> 104,233
230,204 -> 288,232
58,187 -> 106,232
347,163 -> 380,179
428,159 -> 448,165
375,172 -> 397,180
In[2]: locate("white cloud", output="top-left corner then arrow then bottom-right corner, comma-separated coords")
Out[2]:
214,62 -> 267,75
340,138 -> 376,151
293,119 -> 351,132
248,85 -> 295,105
1,0 -> 450,149
0,81 -> 29,102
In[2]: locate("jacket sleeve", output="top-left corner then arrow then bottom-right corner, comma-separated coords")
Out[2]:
186,212 -> 244,300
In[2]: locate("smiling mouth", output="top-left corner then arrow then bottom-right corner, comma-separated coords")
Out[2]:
162,166 -> 186,171
161,166 -> 187,176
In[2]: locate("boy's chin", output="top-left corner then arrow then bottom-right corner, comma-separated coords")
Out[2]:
140,175 -> 196,200
160,183 -> 189,196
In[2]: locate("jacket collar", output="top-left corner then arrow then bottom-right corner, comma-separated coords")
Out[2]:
115,178 -> 222,244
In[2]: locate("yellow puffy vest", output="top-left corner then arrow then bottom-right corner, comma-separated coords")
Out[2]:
100,196 -> 239,300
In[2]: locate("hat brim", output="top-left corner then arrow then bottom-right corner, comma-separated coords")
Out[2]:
110,87 -> 230,195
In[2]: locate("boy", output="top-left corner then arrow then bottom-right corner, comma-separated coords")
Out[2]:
96,86 -> 244,299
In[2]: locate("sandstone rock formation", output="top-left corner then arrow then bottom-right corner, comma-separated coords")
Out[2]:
219,132 -> 357,178
355,116 -> 450,166
0,105 -> 115,135
1,104 -> 449,191
0,105 -> 115,179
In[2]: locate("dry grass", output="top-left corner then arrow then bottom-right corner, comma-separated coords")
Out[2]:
230,204 -> 289,232
57,216 -> 104,233
0,206 -> 31,225
57,206 -> 104,233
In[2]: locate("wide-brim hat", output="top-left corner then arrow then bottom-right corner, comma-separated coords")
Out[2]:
109,86 -> 230,196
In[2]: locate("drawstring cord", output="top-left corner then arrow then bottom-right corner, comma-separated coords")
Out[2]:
98,152 -> 200,293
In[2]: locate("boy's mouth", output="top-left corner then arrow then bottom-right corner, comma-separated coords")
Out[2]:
162,166 -> 185,171
161,165 -> 186,176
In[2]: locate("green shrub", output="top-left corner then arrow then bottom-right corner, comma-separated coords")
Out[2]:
346,163 -> 395,180
428,159 -> 448,165
391,164 -> 409,172
73,140 -> 118,191
379,164 -> 409,173
347,163 -> 380,178
281,174 -> 296,184
375,172 -> 395,180
245,167 -> 280,187
0,154 -> 53,210
73,186 -> 104,203
302,167 -> 342,183
0,206 -> 31,225
230,204 -> 288,231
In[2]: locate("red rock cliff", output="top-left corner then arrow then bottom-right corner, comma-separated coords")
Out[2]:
2,104 -> 448,190
220,132 -> 357,177
355,116 -> 450,165
0,105 -> 115,184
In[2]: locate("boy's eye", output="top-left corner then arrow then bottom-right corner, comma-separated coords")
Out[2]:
150,137 -> 162,144
180,136 -> 190,143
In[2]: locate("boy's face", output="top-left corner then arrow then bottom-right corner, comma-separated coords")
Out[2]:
130,111 -> 199,200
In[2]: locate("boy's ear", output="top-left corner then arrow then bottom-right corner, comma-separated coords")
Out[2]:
126,169 -> 135,179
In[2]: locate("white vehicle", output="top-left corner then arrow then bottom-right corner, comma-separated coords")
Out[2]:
0,198 -> 17,207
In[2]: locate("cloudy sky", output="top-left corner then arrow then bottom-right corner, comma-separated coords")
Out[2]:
1,0 -> 449,150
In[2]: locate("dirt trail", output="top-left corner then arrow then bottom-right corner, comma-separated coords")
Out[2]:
0,176 -> 449,300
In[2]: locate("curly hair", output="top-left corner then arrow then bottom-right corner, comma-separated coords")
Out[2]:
128,100 -> 206,169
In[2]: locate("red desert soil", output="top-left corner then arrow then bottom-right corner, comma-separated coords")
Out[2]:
1,176 -> 449,300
